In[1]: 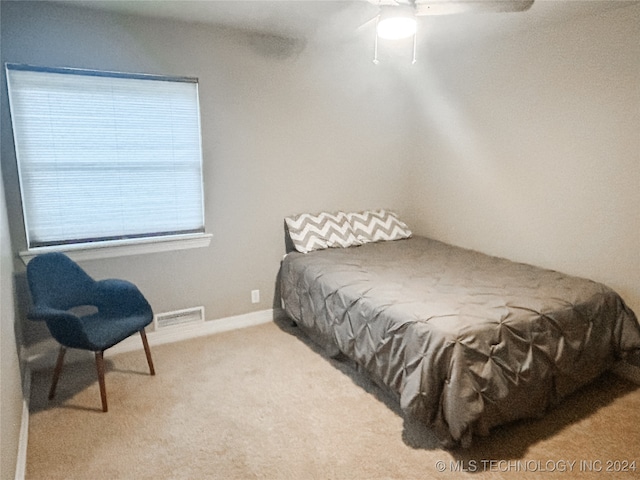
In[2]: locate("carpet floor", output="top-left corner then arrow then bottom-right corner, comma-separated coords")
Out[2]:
26,319 -> 640,480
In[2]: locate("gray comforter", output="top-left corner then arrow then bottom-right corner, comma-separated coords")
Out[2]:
280,236 -> 640,447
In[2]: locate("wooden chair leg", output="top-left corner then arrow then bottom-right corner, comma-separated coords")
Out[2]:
49,346 -> 66,400
139,329 -> 155,376
95,351 -> 108,412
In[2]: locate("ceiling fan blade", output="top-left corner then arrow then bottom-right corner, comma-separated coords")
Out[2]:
415,0 -> 534,16
364,0 -> 401,5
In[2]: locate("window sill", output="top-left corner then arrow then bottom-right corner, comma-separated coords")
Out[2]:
19,233 -> 213,264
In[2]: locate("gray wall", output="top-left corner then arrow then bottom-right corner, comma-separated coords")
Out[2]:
1,5 -> 25,480
405,3 -> 640,315
1,111 -> 23,480
1,1 -> 415,337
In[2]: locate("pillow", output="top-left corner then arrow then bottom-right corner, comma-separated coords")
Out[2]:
347,209 -> 412,244
285,211 -> 361,253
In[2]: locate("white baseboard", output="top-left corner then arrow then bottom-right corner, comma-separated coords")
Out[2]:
14,366 -> 31,480
24,308 -> 281,370
108,308 -> 277,356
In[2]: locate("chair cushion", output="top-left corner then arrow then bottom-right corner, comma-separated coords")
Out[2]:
80,311 -> 153,351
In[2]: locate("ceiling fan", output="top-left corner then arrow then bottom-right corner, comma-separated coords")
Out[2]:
369,0 -> 534,20
364,0 -> 534,62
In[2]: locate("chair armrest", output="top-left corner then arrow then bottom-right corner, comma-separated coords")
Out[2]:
93,279 -> 152,315
28,306 -> 94,350
28,306 -> 77,322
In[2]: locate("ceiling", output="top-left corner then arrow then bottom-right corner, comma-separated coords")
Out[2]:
48,0 -> 634,44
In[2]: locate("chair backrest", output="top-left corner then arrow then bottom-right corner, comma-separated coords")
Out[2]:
27,252 -> 96,310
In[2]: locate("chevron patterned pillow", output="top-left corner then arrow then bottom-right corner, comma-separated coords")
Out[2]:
347,209 -> 412,244
285,211 -> 361,253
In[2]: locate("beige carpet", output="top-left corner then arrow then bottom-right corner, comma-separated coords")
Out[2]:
27,319 -> 640,480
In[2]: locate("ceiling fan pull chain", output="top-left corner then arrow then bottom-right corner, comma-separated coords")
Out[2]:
412,30 -> 417,64
373,16 -> 380,64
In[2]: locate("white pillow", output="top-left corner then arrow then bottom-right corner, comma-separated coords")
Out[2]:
347,209 -> 412,244
285,211 -> 361,253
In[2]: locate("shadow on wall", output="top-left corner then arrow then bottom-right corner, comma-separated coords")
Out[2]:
271,221 -> 294,311
14,271 -> 50,349
245,31 -> 307,60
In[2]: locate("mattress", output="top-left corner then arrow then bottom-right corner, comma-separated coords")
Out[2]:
280,236 -> 640,447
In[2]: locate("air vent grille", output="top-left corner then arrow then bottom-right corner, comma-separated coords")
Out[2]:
154,306 -> 205,330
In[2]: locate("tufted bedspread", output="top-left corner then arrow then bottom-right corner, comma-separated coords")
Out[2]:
280,236 -> 640,447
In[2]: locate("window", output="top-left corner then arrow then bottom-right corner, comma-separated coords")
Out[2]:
5,64 -> 208,258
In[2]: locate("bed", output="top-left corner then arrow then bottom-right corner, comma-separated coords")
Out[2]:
279,210 -> 640,447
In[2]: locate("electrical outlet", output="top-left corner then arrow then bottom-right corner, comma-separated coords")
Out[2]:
251,289 -> 260,304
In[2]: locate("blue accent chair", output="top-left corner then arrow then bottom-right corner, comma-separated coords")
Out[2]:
26,252 -> 155,412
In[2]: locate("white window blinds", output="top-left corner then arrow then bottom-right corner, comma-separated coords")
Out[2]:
6,64 -> 205,249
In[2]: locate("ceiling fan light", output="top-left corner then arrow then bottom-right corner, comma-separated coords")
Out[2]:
376,7 -> 417,40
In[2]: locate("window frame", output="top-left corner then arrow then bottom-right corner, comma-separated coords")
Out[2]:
5,63 -> 211,262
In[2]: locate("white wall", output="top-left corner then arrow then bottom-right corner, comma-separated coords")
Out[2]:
406,3 -> 640,314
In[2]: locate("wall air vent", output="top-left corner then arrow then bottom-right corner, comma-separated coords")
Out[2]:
154,306 -> 205,330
